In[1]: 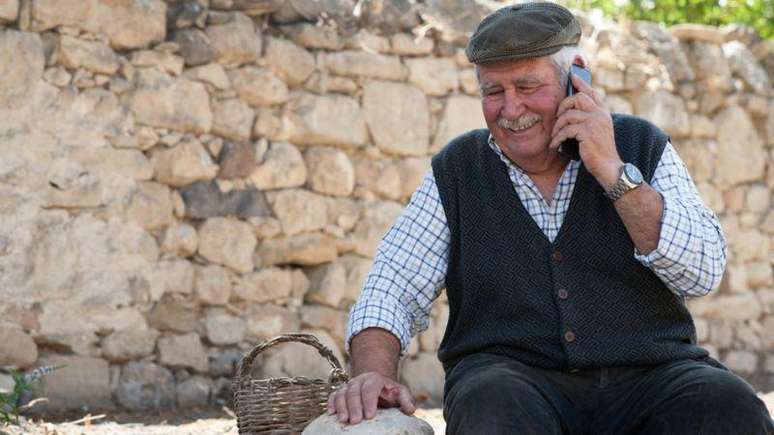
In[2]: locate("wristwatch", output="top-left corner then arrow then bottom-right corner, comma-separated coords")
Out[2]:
606,163 -> 643,201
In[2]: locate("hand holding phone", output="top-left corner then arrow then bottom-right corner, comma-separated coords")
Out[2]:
557,64 -> 592,161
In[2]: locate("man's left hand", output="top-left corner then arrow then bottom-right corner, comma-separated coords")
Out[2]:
549,73 -> 622,189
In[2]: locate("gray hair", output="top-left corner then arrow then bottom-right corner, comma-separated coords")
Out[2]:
475,45 -> 587,91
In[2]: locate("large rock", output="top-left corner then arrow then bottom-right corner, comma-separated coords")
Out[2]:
176,375 -> 212,408
55,35 -> 119,75
305,147 -> 355,197
714,106 -> 766,187
206,11 -> 260,66
149,259 -> 196,298
670,23 -> 727,44
279,22 -> 343,50
230,66 -> 288,107
283,93 -> 368,148
363,81 -> 429,157
198,217 -> 257,273
300,305 -> 347,344
396,157 -> 431,200
265,37 -> 316,86
152,137 -> 218,187
22,0 -> 97,32
321,51 -> 405,80
354,158 -> 402,200
124,182 -> 175,231
0,0 -> 18,23
0,30 -> 44,109
184,63 -> 231,90
204,311 -> 246,345
37,355 -> 111,411
160,223 -> 199,257
234,267 -> 294,303
195,264 -> 233,305
400,353 -> 445,407
303,407 -> 433,435
102,328 -> 160,362
0,323 -> 37,368
723,41 -> 771,95
688,293 -> 762,321
305,261 -> 348,308
339,254 -> 372,304
632,22 -> 694,84
212,98 -> 255,142
267,189 -> 328,236
158,332 -> 209,373
249,142 -> 307,189
115,362 -> 176,410
180,180 -> 271,219
127,69 -> 212,134
404,58 -> 459,96
148,299 -> 200,333
431,96 -> 486,152
96,0 -> 167,50
255,232 -> 338,267
351,201 -> 406,257
173,28 -> 214,66
244,304 -> 301,340
391,33 -> 434,56
632,90 -> 691,139
258,329 -> 344,379
686,41 -> 733,92
130,48 -> 187,77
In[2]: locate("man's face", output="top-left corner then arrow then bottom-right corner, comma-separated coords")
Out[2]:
478,57 -> 565,162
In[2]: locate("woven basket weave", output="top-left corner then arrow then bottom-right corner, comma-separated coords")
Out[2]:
233,333 -> 349,434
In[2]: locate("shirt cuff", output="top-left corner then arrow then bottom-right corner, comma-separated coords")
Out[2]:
345,297 -> 413,357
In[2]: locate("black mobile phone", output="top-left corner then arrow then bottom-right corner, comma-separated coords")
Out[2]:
558,64 -> 592,161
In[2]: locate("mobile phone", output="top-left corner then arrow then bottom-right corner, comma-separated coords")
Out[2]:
558,64 -> 592,161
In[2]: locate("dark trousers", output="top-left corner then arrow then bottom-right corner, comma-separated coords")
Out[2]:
443,352 -> 774,434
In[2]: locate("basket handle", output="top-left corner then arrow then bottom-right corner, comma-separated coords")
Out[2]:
236,333 -> 349,384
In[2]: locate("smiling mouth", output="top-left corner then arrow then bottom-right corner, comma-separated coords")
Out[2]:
497,117 -> 541,133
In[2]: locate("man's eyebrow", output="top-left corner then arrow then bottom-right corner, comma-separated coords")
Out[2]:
480,75 -> 544,91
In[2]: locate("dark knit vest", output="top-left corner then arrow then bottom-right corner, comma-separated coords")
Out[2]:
431,114 -> 707,373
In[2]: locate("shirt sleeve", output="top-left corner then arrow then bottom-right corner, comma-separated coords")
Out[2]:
634,141 -> 727,297
345,169 -> 450,356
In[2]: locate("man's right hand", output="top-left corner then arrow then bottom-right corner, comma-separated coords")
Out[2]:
327,371 -> 416,425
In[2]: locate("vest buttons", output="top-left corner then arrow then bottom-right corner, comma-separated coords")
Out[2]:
564,331 -> 576,343
552,250 -> 563,263
557,288 -> 569,299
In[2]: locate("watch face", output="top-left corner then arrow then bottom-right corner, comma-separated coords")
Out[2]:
623,163 -> 643,184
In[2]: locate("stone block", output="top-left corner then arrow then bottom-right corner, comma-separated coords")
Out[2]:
686,41 -> 733,92
405,57 -> 458,96
209,348 -> 243,377
217,140 -> 258,179
723,41 -> 771,95
325,198 -> 361,232
230,66 -> 288,107
206,11 -> 260,66
0,30 -> 44,109
731,229 -> 769,262
56,35 -> 119,75
431,95 -> 486,152
204,311 -> 246,345
746,185 -> 771,213
722,350 -> 758,374
96,0 -> 167,50
748,263 -> 773,289
339,254 -> 372,304
212,98 -> 255,142
305,147 -> 355,197
396,157 -> 431,200
0,0 -> 18,23
153,138 -> 218,187
195,264 -> 233,305
354,158 -> 402,201
198,217 -> 257,273
148,300 -> 200,333
0,323 -> 37,368
265,37 -> 315,86
249,142 -> 307,189
632,90 -> 690,139
180,180 -> 271,220
400,353 -> 444,407
267,189 -> 328,236
234,267 -> 294,303
300,305 -> 347,345
37,355 -> 111,411
116,362 -> 176,410
390,33 -> 433,55
322,50 -> 405,80
363,81 -> 429,157
279,23 -> 343,50
124,182 -> 175,231
259,329 -> 343,379
305,262 -> 347,308
128,69 -> 212,134
245,304 -> 301,340
173,28 -> 214,66
130,49 -> 184,76
158,332 -> 209,372
303,408 -> 433,434
670,24 -> 726,44
176,375 -> 212,408
688,293 -> 762,321
102,328 -> 159,363
350,201 -> 404,257
254,233 -> 338,267
283,93 -> 368,149
161,223 -> 198,257
184,62 -> 231,90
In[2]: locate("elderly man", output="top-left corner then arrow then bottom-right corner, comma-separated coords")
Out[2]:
328,3 -> 774,434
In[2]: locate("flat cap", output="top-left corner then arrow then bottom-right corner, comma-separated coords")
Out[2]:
466,2 -> 582,64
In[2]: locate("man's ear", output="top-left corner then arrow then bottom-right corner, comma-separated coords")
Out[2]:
572,55 -> 586,68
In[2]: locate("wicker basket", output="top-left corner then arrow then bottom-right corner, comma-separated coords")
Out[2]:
233,333 -> 349,434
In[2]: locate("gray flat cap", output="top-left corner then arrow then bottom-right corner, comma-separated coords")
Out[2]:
466,2 -> 582,64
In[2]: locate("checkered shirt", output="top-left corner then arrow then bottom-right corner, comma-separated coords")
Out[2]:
346,138 -> 727,355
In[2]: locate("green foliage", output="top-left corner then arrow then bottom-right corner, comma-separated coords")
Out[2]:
0,370 -> 34,424
564,0 -> 774,39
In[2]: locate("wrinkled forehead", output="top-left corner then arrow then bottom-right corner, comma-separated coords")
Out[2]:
476,56 -> 559,87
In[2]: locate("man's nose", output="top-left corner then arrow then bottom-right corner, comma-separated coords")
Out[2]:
501,89 -> 525,119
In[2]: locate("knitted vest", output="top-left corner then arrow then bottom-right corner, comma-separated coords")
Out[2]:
431,114 -> 706,373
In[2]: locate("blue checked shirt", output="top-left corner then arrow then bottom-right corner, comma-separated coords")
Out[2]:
346,137 -> 727,355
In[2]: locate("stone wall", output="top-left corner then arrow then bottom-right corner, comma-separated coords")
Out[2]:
0,0 -> 772,412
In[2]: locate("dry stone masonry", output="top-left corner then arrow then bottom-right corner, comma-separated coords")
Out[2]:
0,0 -> 772,413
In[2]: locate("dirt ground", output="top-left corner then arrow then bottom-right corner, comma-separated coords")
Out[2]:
0,407 -> 447,435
